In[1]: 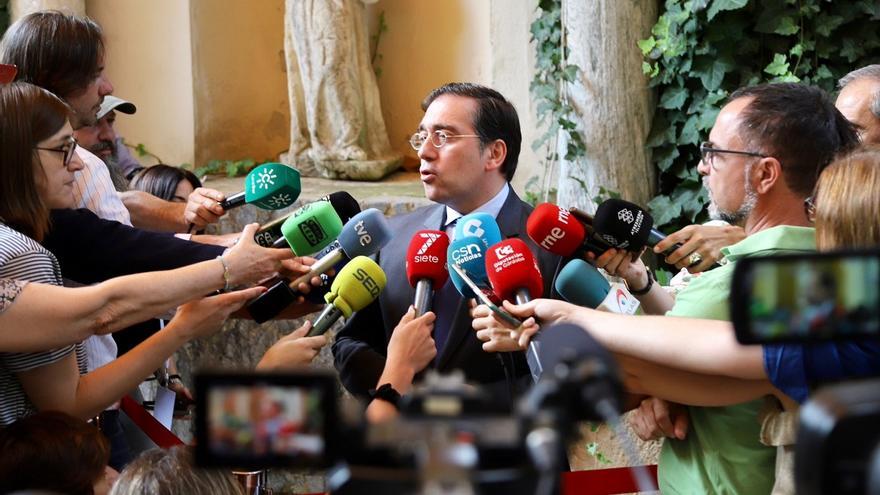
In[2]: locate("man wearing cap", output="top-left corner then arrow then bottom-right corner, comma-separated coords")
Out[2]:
74,95 -> 143,191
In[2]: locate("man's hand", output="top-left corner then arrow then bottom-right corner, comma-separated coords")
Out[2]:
588,247 -> 648,289
171,286 -> 266,341
654,224 -> 745,273
628,397 -> 689,441
471,302 -> 535,352
386,307 -> 437,376
223,224 -> 295,286
185,187 -> 226,230
257,321 -> 329,370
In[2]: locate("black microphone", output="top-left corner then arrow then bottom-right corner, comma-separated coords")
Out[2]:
593,198 -> 687,257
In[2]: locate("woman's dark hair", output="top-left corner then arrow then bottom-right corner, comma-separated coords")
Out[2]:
0,10 -> 105,99
0,81 -> 71,241
129,164 -> 203,202
0,411 -> 110,495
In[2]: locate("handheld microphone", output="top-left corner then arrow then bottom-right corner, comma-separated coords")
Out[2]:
555,259 -> 639,314
454,212 -> 502,249
526,203 -> 587,257
273,201 -> 344,255
219,163 -> 302,210
406,230 -> 450,316
447,236 -> 491,299
254,191 -> 360,247
246,208 -> 391,323
307,256 -> 387,336
484,238 -> 544,305
593,198 -> 685,255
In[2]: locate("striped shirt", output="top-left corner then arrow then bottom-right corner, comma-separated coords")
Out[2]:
71,147 -> 130,371
0,223 -> 88,426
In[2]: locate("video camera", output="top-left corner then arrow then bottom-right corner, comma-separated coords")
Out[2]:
731,249 -> 880,495
193,323 -> 647,495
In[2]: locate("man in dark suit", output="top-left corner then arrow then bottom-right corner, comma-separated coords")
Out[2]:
332,83 -> 563,409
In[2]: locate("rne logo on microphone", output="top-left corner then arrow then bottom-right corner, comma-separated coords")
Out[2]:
460,219 -> 485,239
494,245 -> 515,258
416,232 -> 442,255
618,209 -> 634,224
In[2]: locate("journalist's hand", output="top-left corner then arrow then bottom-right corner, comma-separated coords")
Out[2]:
629,397 -> 689,441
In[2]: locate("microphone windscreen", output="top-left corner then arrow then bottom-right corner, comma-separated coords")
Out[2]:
592,199 -> 654,251
244,163 -> 302,210
526,203 -> 586,256
326,256 -> 386,318
484,238 -> 543,302
336,208 -> 392,258
406,230 -> 450,289
321,191 -> 361,223
454,212 -> 502,249
447,236 -> 488,298
281,201 -> 344,255
555,259 -> 610,308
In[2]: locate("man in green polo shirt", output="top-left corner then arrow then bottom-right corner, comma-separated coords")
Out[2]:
481,83 -> 858,493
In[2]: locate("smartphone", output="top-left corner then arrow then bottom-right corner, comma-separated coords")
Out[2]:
194,371 -> 338,469
449,263 -> 523,327
730,250 -> 880,344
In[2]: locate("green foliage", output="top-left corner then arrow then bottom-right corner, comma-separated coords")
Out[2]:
529,0 -> 587,199
641,0 -> 880,234
586,441 -> 613,465
370,11 -> 388,79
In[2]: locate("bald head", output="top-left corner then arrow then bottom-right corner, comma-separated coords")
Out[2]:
837,65 -> 880,145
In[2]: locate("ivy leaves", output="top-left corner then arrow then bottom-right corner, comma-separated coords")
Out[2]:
641,0 -> 880,234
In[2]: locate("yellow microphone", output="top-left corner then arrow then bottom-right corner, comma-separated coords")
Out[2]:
307,256 -> 387,336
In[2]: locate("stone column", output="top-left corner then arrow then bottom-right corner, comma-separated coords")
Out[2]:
10,0 -> 84,20
281,0 -> 401,181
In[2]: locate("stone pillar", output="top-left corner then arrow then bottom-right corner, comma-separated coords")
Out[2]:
281,0 -> 401,181
10,0 -> 84,20
557,0 -> 658,212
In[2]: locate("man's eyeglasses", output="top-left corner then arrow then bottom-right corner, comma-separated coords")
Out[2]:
36,136 -> 78,167
410,129 -> 481,151
699,142 -> 767,169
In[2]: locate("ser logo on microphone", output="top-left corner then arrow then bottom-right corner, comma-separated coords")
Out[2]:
353,268 -> 381,297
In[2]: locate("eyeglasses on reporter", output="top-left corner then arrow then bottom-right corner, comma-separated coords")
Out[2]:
699,141 -> 767,169
35,136 -> 78,167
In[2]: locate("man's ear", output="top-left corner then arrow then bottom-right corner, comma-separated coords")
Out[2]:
753,156 -> 782,194
483,139 -> 507,173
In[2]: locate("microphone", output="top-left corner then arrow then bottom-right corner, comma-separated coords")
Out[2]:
454,212 -> 502,249
592,198 -> 688,257
254,191 -> 360,247
246,208 -> 391,323
273,200 -> 344,255
219,162 -> 302,210
447,236 -> 492,299
526,203 -> 616,259
406,230 -> 450,316
484,238 -> 544,305
555,259 -> 639,314
307,256 -> 387,336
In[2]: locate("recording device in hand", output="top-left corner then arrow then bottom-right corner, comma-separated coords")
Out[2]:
247,209 -> 392,323
274,201 -> 344,255
730,250 -> 879,344
307,256 -> 387,337
194,371 -> 338,469
406,230 -> 450,316
555,259 -> 640,315
729,249 -> 880,495
219,163 -> 302,210
254,191 -> 361,247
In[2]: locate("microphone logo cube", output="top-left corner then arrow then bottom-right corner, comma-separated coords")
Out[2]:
460,219 -> 485,239
246,163 -> 302,210
298,218 -> 327,247
618,209 -> 634,224
353,267 -> 381,297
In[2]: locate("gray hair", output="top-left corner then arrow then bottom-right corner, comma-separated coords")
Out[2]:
109,447 -> 243,495
838,64 -> 880,119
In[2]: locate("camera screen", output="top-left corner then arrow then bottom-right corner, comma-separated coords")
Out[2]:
194,372 -> 336,469
732,251 -> 880,344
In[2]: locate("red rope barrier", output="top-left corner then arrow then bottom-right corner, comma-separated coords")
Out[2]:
120,394 -> 185,448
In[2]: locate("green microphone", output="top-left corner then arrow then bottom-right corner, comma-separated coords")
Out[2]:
220,163 -> 301,210
275,200 -> 344,255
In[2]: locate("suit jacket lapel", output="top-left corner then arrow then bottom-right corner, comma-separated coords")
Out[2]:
435,187 -> 527,370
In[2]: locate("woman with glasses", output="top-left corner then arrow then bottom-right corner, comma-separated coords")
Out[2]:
0,82 -> 285,426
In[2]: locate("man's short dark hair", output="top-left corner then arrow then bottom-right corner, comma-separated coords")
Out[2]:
729,83 -> 859,196
0,11 -> 104,98
422,82 -> 521,182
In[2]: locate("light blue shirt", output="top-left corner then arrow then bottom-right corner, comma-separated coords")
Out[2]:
443,184 -> 510,240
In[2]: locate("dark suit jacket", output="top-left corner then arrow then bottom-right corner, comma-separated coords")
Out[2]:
332,189 -> 563,402
43,208 -> 225,284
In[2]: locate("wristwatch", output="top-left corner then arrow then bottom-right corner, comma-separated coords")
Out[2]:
369,383 -> 401,409
628,267 -> 654,295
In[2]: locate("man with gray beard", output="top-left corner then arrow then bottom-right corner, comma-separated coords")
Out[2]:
74,95 -> 143,191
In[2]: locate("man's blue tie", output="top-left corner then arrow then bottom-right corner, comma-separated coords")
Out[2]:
432,217 -> 459,354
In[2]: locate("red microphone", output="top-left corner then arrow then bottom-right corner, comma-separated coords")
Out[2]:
485,238 -> 544,304
406,230 -> 450,316
526,203 -> 587,257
